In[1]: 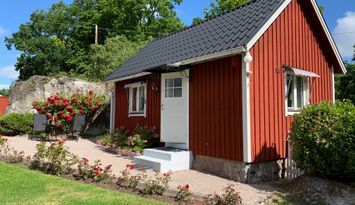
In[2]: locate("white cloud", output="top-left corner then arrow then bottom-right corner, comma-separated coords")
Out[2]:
0,26 -> 7,37
0,65 -> 19,80
333,11 -> 355,58
0,84 -> 10,89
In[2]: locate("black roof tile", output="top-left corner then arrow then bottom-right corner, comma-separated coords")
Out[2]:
105,0 -> 285,81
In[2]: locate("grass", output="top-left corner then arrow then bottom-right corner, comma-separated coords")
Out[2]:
0,162 -> 166,205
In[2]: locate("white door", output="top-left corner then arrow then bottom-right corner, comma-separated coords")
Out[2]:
161,71 -> 189,148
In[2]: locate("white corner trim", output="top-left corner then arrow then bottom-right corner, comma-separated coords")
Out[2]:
109,84 -> 116,133
242,52 -> 252,163
105,72 -> 152,83
309,0 -> 346,74
185,69 -> 190,150
245,0 -> 292,50
172,47 -> 246,66
331,65 -> 336,102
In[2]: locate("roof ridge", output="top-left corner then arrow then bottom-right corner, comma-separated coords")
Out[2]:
152,0 -> 259,42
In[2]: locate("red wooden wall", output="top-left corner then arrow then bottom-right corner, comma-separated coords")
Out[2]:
0,96 -> 9,116
115,74 -> 161,133
189,56 -> 244,161
249,0 -> 335,162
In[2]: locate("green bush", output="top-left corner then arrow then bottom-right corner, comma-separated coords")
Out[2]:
0,113 -> 33,136
98,127 -> 159,153
290,101 -> 355,181
30,141 -> 79,175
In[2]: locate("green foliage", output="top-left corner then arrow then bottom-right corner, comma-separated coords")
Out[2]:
0,113 -> 33,136
335,49 -> 355,103
0,89 -> 10,96
143,172 -> 172,195
5,0 -> 184,81
99,126 -> 159,153
0,162 -> 164,205
192,0 -> 249,25
290,101 -> 355,181
0,139 -> 25,164
30,141 -> 79,175
203,184 -> 242,205
76,157 -> 113,183
87,36 -> 147,81
33,91 -> 106,133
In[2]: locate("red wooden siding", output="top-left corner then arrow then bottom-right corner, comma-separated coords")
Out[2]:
189,56 -> 244,161
115,74 -> 161,133
249,0 -> 334,162
0,96 -> 8,116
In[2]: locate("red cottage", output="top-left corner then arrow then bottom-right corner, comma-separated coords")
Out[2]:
105,0 -> 346,182
0,96 -> 9,116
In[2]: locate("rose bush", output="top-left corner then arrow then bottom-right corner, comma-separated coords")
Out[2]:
33,90 -> 106,131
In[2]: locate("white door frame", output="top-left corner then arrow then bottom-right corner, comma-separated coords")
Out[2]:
160,70 -> 189,150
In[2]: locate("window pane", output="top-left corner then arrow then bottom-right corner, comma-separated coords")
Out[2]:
287,75 -> 294,108
138,87 -> 145,111
165,88 -> 174,98
297,77 -> 304,108
165,79 -> 173,88
132,88 -> 137,112
174,78 -> 182,87
174,88 -> 182,97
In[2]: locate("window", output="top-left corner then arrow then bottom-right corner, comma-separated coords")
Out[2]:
285,74 -> 309,114
165,78 -> 182,98
125,82 -> 146,116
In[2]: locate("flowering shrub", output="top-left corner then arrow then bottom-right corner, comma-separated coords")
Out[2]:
98,126 -> 159,154
30,140 -> 79,175
0,136 -> 24,163
175,184 -> 191,202
143,172 -> 172,195
117,164 -> 147,188
0,136 -> 8,146
76,158 -> 113,183
203,184 -> 242,205
33,90 -> 106,131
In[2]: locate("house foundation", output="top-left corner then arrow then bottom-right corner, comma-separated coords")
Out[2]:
192,155 -> 283,183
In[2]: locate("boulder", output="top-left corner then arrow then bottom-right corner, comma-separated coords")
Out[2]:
6,75 -> 109,114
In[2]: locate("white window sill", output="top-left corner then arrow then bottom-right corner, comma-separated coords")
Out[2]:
286,109 -> 301,116
129,112 -> 146,117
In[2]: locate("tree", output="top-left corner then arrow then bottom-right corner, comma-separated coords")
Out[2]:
335,46 -> 355,103
5,0 -> 184,81
86,36 -> 147,81
0,89 -> 10,96
193,0 -> 249,25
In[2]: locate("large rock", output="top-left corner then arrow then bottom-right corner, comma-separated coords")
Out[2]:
7,75 -> 109,114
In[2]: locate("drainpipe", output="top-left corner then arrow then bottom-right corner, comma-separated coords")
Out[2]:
242,51 -> 253,163
105,82 -> 116,134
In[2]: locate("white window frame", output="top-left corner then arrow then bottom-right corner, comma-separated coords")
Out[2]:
125,82 -> 147,117
284,73 -> 309,116
164,77 -> 183,99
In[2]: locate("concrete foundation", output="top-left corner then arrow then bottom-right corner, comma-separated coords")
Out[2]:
192,155 -> 283,183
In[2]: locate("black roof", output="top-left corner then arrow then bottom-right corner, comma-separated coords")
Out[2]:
105,0 -> 285,81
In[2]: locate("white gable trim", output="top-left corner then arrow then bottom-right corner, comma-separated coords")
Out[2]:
246,0 -> 346,74
309,0 -> 346,74
245,0 -> 292,50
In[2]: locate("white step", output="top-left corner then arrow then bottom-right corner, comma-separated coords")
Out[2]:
133,148 -> 192,172
133,155 -> 172,172
143,149 -> 172,161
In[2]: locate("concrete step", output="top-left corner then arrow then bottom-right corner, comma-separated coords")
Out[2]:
143,149 -> 172,161
133,155 -> 172,172
134,148 -> 193,172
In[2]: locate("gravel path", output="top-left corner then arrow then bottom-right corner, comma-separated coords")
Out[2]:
7,136 -> 278,205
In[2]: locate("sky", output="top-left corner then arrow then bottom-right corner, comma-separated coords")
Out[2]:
1,0 -> 355,88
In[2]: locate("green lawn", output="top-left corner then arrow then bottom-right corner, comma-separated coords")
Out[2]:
0,162 -> 166,205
